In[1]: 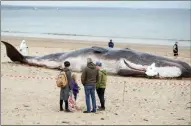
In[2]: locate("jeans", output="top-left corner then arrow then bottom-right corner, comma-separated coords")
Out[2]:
84,85 -> 96,112
96,88 -> 105,108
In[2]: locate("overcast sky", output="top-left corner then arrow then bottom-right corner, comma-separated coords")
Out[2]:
1,1 -> 191,9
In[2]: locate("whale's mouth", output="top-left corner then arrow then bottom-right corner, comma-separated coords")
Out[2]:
123,59 -> 159,77
116,59 -> 147,77
123,59 -> 183,78
123,59 -> 147,72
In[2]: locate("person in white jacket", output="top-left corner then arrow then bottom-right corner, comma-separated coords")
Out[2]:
19,40 -> 28,56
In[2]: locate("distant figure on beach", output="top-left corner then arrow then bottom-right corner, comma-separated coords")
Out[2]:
19,40 -> 28,56
108,39 -> 114,48
96,61 -> 107,111
81,58 -> 99,113
71,74 -> 80,101
173,42 -> 178,58
59,61 -> 72,112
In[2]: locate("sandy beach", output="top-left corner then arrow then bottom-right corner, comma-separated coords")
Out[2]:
1,35 -> 191,125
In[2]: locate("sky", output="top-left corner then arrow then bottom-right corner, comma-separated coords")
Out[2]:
1,1 -> 191,9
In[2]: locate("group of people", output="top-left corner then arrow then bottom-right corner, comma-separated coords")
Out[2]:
59,58 -> 107,113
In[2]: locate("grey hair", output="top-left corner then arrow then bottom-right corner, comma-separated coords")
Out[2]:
87,58 -> 93,63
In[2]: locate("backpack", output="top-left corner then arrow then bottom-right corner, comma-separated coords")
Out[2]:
56,71 -> 68,88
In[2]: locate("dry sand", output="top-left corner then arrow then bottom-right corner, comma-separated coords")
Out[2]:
1,36 -> 191,125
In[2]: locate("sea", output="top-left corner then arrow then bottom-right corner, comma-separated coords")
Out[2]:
1,5 -> 191,47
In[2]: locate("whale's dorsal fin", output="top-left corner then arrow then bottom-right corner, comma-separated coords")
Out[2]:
91,46 -> 108,53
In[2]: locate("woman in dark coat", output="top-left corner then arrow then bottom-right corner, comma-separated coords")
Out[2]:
60,61 -> 72,112
173,42 -> 178,57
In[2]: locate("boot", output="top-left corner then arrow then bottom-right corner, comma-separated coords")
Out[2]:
97,106 -> 105,111
65,109 -> 72,112
60,100 -> 64,111
65,100 -> 72,112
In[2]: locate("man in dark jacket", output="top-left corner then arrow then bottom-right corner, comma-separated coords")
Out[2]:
60,61 -> 72,112
173,42 -> 178,58
81,58 -> 99,113
108,39 -> 114,48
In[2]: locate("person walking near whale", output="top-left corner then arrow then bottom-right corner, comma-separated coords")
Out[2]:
173,42 -> 178,58
108,39 -> 114,48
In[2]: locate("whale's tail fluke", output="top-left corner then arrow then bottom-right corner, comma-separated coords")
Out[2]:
1,41 -> 25,63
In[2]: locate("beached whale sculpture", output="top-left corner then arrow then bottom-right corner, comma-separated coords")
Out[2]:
1,41 -> 191,78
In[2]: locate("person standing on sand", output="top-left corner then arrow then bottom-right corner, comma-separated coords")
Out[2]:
173,42 -> 178,58
60,61 -> 72,112
95,61 -> 107,111
108,39 -> 114,48
81,58 -> 99,113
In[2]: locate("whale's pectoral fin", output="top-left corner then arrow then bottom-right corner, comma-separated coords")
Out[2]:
1,41 -> 25,63
118,69 -> 146,77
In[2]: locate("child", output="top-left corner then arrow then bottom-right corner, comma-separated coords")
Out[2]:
71,74 -> 80,101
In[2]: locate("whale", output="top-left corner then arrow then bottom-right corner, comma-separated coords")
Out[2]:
1,41 -> 191,78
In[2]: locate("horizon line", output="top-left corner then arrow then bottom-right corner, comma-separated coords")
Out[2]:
1,4 -> 191,10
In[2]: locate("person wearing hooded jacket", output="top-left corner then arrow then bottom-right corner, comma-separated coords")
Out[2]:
60,61 -> 72,112
95,61 -> 107,111
108,39 -> 114,48
81,58 -> 99,113
173,42 -> 178,57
